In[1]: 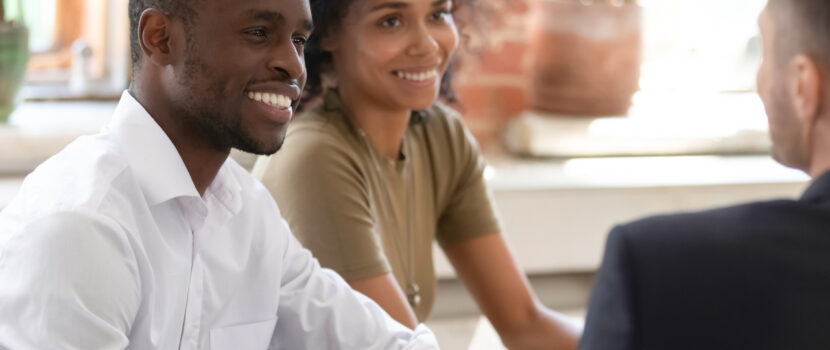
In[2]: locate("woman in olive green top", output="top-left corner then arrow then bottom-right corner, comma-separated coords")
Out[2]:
254,0 -> 581,348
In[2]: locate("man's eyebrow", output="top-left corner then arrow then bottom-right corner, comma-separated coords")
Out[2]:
243,9 -> 286,24
242,9 -> 312,32
432,0 -> 450,7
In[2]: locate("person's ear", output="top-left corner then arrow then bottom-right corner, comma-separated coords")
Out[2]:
138,8 -> 175,67
790,54 -> 822,126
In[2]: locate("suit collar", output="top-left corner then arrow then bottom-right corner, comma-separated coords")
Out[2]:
800,170 -> 830,204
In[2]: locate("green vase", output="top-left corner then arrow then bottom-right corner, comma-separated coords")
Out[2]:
0,23 -> 28,124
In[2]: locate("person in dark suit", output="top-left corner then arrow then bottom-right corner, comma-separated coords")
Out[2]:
578,1 -> 830,349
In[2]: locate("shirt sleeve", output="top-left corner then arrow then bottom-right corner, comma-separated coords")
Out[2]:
434,105 -> 502,246
272,219 -> 439,350
0,210 -> 141,350
256,125 -> 390,282
578,225 -> 636,350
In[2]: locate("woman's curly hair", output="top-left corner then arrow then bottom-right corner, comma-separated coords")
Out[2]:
300,0 -> 485,111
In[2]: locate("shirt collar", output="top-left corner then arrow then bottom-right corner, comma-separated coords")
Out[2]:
107,91 -> 241,211
800,170 -> 830,204
207,162 -> 243,215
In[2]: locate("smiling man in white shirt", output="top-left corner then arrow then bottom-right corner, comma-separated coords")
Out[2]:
0,0 -> 439,349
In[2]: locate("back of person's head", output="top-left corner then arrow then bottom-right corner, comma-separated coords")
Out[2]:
768,0 -> 830,67
758,0 -> 830,177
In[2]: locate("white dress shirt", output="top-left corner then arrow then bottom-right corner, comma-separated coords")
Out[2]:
0,92 -> 439,350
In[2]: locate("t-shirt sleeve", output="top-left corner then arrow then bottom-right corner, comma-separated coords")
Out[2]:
434,105 -> 502,246
256,124 -> 391,282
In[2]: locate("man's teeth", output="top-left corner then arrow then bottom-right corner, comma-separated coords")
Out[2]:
247,91 -> 292,109
395,70 -> 438,82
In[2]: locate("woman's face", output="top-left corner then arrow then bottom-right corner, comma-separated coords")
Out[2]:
326,0 -> 459,112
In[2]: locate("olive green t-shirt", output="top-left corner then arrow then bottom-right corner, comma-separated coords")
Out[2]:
254,92 -> 501,321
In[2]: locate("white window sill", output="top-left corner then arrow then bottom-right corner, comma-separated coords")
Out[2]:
505,91 -> 771,158
431,154 -> 808,278
0,100 -> 116,176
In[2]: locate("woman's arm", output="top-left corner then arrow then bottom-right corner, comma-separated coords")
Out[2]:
349,273 -> 420,329
442,232 -> 582,350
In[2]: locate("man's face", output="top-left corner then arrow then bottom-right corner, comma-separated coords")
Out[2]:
168,0 -> 312,155
757,5 -> 807,170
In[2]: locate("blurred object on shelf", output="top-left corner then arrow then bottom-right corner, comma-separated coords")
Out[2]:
528,0 -> 642,117
69,39 -> 92,94
21,0 -> 130,100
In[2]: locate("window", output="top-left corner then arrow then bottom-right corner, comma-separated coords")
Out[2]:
492,0 -> 772,156
622,0 -> 769,141
640,0 -> 766,93
13,0 -> 129,99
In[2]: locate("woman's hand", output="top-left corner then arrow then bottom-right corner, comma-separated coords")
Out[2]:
442,233 -> 582,350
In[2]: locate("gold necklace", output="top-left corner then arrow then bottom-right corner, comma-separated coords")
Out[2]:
358,129 -> 420,308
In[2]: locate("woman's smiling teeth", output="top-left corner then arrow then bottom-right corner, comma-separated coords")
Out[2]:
247,91 -> 292,109
394,70 -> 438,82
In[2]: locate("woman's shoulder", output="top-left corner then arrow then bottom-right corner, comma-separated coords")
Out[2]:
257,107 -> 367,189
420,102 -> 476,146
289,103 -> 352,139
425,101 -> 465,125
280,107 -> 366,161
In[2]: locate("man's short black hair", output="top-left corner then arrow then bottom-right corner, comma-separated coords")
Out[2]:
128,0 -> 198,71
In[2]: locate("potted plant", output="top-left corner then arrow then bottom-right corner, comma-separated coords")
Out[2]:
528,0 -> 642,117
0,0 -> 28,123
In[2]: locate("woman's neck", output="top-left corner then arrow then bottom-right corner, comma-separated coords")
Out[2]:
338,86 -> 411,160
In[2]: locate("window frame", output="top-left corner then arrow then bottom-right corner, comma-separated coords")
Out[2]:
24,0 -> 129,101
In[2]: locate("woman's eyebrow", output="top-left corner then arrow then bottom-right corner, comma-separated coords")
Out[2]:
370,0 -> 449,12
371,1 -> 410,11
432,0 -> 450,7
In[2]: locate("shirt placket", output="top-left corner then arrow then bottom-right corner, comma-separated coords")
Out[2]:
179,199 -> 208,350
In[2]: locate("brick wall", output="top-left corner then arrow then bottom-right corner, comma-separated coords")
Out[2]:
454,0 -> 532,149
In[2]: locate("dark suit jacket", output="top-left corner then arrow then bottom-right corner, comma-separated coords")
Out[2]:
579,171 -> 830,350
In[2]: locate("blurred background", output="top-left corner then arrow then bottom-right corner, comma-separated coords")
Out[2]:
0,0 -> 809,348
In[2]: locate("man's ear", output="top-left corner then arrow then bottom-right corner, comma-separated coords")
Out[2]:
138,8 -> 175,67
790,54 -> 822,126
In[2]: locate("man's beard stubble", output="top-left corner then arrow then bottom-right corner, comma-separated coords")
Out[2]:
176,54 -> 285,156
